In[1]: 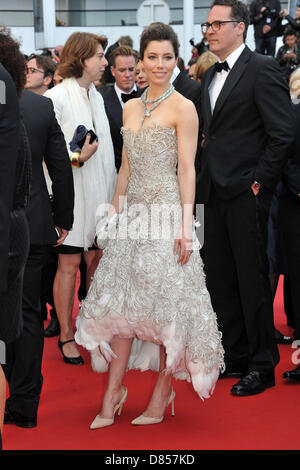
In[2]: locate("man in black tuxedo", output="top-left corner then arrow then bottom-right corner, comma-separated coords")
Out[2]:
3,90 -> 74,427
101,45 -> 138,172
198,0 -> 295,395
278,102 -> 300,381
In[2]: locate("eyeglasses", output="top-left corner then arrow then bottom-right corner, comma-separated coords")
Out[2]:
201,20 -> 238,34
26,66 -> 44,75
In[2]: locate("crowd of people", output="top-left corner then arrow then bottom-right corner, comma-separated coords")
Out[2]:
0,0 -> 300,449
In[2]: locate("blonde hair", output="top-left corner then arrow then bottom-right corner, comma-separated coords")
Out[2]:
194,51 -> 218,81
289,67 -> 300,100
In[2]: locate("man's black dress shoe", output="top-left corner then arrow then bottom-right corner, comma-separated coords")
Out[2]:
231,370 -> 275,396
44,317 -> 60,337
274,328 -> 292,345
58,338 -> 84,365
283,366 -> 300,381
4,406 -> 37,428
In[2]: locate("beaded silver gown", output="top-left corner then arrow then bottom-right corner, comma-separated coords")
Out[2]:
75,122 -> 225,400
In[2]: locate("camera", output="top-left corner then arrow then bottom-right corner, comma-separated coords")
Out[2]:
262,6 -> 271,15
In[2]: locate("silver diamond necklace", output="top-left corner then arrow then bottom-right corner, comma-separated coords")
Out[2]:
140,84 -> 174,128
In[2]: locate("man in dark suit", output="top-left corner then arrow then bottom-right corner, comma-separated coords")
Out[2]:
0,63 -> 20,448
0,64 -> 20,294
3,90 -> 74,427
278,102 -> 300,381
198,0 -> 295,395
101,45 -> 138,172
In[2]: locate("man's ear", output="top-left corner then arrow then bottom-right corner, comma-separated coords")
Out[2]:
237,21 -> 245,38
110,66 -> 116,78
44,75 -> 52,87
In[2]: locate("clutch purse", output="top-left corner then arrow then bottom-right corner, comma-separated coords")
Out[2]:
69,125 -> 98,152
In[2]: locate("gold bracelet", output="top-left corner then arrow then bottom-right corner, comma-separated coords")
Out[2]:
70,151 -> 84,168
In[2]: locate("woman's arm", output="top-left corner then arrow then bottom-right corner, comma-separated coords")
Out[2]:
174,98 -> 199,265
109,144 -> 130,215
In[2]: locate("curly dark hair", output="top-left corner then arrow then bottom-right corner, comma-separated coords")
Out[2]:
0,27 -> 26,97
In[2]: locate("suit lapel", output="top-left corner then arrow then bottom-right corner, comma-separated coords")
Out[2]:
212,46 -> 252,122
109,88 -> 123,127
203,65 -> 216,129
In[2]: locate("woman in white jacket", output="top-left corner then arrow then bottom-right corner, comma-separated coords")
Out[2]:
45,32 -> 116,364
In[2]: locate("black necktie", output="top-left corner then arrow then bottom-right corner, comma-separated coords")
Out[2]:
214,61 -> 230,73
121,90 -> 137,103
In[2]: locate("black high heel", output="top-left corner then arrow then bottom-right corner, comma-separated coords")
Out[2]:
58,338 -> 84,365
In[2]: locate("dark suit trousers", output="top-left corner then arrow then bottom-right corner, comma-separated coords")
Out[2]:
4,245 -> 45,417
204,187 -> 279,372
282,232 -> 300,340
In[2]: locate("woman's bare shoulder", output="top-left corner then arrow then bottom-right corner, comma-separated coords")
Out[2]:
123,97 -> 141,111
171,92 -> 197,128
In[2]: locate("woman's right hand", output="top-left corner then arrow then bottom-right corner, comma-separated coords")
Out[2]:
79,133 -> 99,162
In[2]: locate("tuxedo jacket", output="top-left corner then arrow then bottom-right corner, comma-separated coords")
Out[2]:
197,46 -> 296,203
173,70 -> 201,120
101,86 -> 123,171
101,86 -> 142,172
0,64 -> 20,292
20,90 -> 74,245
278,103 -> 300,234
173,71 -> 202,176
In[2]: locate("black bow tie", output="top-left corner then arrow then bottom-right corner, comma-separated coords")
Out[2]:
121,90 -> 137,103
214,61 -> 230,73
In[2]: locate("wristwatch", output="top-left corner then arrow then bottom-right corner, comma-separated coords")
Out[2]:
70,151 -> 84,168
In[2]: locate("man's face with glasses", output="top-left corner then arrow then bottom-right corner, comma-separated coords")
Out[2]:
25,58 -> 49,94
204,5 -> 245,61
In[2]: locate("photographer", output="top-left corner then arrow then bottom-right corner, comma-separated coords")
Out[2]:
250,0 -> 282,56
280,5 -> 300,39
276,30 -> 300,81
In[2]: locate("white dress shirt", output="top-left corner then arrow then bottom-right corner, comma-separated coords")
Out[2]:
114,83 -> 137,108
171,65 -> 181,84
209,43 -> 245,113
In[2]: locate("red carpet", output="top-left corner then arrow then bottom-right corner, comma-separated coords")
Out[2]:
3,275 -> 300,450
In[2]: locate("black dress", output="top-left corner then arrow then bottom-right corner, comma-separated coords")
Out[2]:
0,120 -> 31,345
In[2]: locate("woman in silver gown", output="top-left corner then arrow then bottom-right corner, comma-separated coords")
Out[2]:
75,22 -> 224,428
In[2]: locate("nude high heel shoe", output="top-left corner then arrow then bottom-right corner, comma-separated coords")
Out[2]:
90,387 -> 128,429
131,388 -> 175,425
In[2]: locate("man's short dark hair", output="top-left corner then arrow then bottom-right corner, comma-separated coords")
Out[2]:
284,30 -> 297,41
27,53 -> 56,88
211,0 -> 250,41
